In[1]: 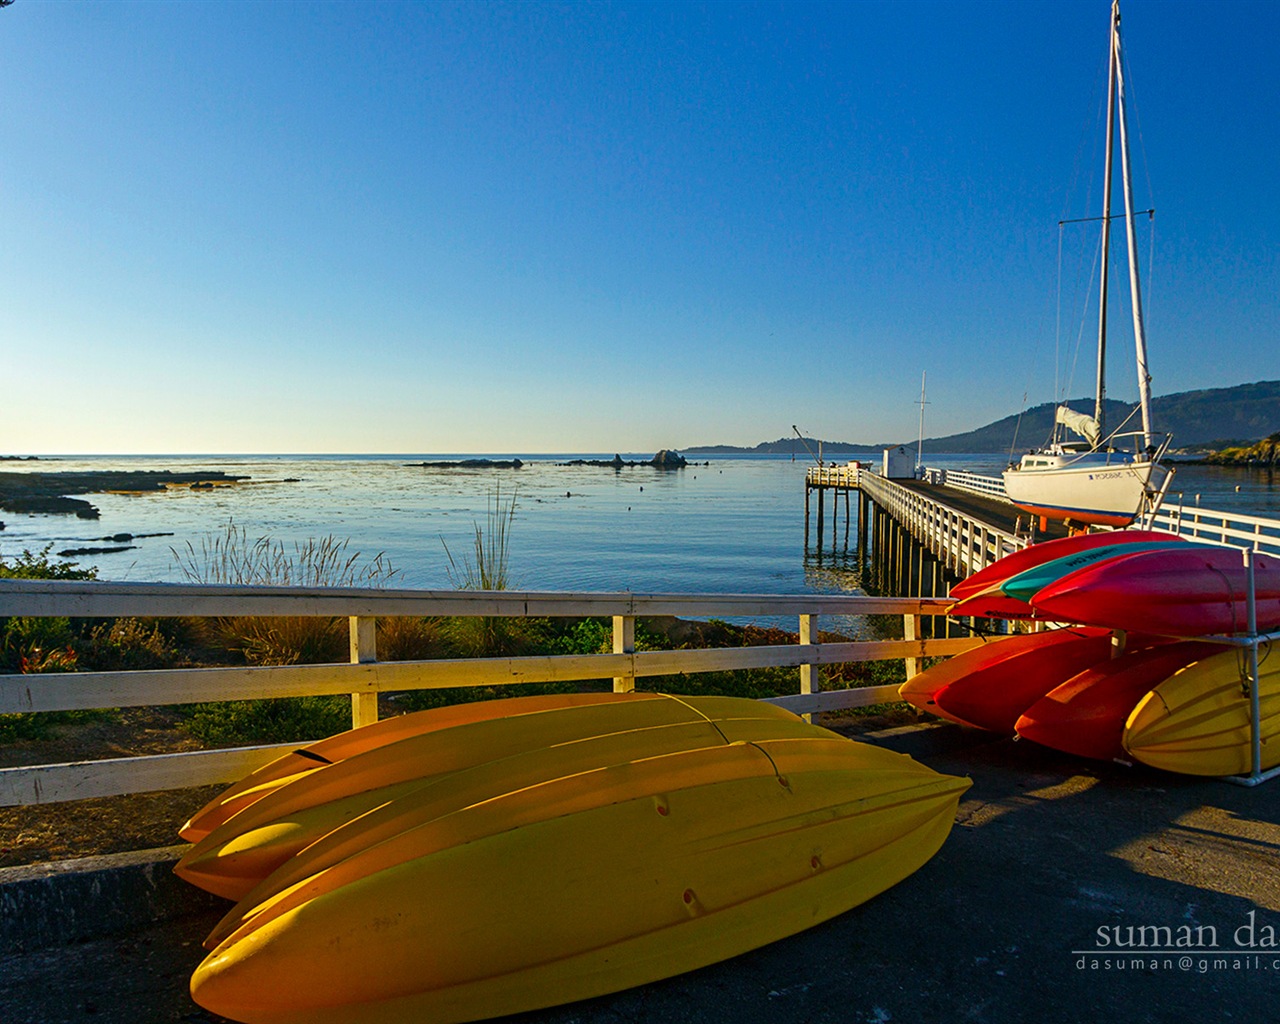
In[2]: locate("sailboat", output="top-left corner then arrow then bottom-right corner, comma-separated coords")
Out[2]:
1003,0 -> 1174,529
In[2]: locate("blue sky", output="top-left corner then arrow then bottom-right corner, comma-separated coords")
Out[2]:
2,0 -> 1277,454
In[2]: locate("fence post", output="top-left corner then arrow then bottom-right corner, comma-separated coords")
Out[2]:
349,616 -> 379,728
799,614 -> 820,722
903,612 -> 922,680
613,615 -> 635,692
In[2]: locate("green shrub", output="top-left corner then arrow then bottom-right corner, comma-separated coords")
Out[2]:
1,616 -> 77,673
181,696 -> 351,745
0,709 -> 111,743
0,545 -> 98,581
78,617 -> 179,672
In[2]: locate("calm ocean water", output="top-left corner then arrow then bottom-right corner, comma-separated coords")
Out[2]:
2,453 -> 1278,599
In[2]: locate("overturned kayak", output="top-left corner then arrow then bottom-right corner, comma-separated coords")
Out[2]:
900,627 -> 1117,730
180,691 -> 642,843
1014,640 -> 1223,761
190,729 -> 970,1024
947,529 -> 1184,606
1031,547 -> 1280,637
177,693 -> 803,900
1123,647 -> 1279,776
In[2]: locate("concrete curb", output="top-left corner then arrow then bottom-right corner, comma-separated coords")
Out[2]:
0,845 -> 225,953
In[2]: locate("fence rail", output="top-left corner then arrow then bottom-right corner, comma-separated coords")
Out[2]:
0,580 -> 979,807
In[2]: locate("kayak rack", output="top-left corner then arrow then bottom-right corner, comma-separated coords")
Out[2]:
1217,550 -> 1277,788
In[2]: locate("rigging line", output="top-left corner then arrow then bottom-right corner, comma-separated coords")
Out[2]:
1008,391 -> 1029,464
1117,34 -> 1157,218
1145,211 -> 1156,354
1064,226 -> 1104,416
1059,209 -> 1154,226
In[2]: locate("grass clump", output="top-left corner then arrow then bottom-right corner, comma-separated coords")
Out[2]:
170,523 -> 402,743
440,487 -> 539,657
170,521 -> 401,667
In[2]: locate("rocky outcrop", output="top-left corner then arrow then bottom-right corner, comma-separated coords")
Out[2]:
562,451 -> 689,469
1205,432 -> 1280,467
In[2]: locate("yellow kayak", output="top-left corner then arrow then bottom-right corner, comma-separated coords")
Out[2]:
191,733 -> 970,1024
1123,647 -> 1279,776
176,693 -> 804,899
180,692 -> 644,842
202,714 -> 829,946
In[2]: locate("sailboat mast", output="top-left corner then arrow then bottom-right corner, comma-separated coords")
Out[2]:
916,370 -> 927,471
1094,0 -> 1120,439
1113,2 -> 1155,451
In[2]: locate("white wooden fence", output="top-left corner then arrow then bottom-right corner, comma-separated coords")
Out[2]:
0,580 -> 981,807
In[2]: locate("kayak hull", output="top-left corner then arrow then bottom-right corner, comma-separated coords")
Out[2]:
1123,650 -> 1280,775
1014,641 -> 1222,761
191,735 -> 970,1024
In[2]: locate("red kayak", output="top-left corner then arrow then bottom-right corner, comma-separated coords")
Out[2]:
948,529 -> 1185,607
1014,640 -> 1223,761
1031,546 -> 1280,637
898,627 -> 1106,723
931,628 -> 1131,734
901,627 -> 1123,732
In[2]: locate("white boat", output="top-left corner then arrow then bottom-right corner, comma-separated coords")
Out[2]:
1003,0 -> 1174,529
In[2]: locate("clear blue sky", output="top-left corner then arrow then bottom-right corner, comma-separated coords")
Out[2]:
2,0 -> 1276,454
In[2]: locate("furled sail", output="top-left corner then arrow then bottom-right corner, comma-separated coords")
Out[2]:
1055,405 -> 1101,447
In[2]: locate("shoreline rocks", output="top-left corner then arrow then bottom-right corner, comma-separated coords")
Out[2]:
562,450 -> 691,469
407,459 -> 524,469
0,470 -> 253,520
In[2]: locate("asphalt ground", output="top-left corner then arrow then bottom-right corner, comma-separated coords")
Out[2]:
3,719 -> 1277,1024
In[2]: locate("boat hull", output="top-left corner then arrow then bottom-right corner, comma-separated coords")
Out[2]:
930,630 -> 1126,734
947,529 -> 1183,605
190,736 -> 971,1024
1002,459 -> 1172,527
180,691 -> 640,842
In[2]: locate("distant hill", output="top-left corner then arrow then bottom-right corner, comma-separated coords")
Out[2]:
685,380 -> 1280,456
923,380 -> 1280,453
686,437 -> 886,456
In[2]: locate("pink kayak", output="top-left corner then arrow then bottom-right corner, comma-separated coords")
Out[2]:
1030,546 -> 1280,637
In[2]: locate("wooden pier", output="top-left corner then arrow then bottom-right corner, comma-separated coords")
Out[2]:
805,462 -> 1280,592
805,464 -> 1035,585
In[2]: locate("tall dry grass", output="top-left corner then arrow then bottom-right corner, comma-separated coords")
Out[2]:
440,488 -> 535,657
